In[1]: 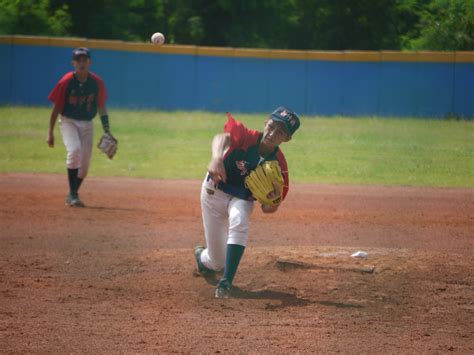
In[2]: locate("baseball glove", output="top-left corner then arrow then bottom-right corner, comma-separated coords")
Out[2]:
97,132 -> 118,159
245,161 -> 284,206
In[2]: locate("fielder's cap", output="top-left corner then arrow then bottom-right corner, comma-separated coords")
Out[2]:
270,106 -> 301,136
72,47 -> 91,60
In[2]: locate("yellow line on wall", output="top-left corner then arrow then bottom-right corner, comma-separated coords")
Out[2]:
0,35 -> 473,63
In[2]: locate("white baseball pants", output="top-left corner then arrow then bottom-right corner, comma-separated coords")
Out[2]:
60,115 -> 94,179
200,176 -> 255,272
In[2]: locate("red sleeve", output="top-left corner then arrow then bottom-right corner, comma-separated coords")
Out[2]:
91,72 -> 108,107
48,72 -> 73,111
224,112 -> 260,151
277,149 -> 289,201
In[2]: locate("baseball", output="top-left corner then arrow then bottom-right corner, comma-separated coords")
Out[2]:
151,32 -> 165,45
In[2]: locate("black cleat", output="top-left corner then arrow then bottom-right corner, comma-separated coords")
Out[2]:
215,278 -> 232,299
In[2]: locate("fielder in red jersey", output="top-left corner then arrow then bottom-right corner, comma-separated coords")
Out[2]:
47,47 -> 112,207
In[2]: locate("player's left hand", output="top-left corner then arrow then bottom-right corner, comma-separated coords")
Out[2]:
266,181 -> 281,201
261,204 -> 279,213
97,132 -> 118,159
261,181 -> 281,213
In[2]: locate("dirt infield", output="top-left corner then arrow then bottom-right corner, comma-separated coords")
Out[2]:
0,173 -> 472,353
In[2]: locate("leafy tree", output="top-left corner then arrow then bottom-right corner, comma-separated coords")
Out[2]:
0,0 -> 472,50
164,0 -> 295,47
405,0 -> 474,50
49,0 -> 139,40
0,0 -> 71,36
290,0 -> 422,50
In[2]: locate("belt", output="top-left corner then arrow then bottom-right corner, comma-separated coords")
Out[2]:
206,174 -> 252,200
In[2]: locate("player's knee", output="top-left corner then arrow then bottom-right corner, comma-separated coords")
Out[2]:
67,147 -> 81,168
228,232 -> 248,247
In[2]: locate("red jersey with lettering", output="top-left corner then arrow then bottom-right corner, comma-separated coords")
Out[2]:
48,72 -> 107,121
212,113 -> 289,201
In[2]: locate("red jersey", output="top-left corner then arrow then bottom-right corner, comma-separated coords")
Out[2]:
48,71 -> 107,121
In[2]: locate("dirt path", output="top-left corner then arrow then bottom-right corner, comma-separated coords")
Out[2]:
0,173 -> 472,353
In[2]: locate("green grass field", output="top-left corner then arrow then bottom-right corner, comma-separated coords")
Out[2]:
0,106 -> 473,187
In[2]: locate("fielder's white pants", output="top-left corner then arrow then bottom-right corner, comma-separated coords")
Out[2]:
60,116 -> 94,179
200,176 -> 254,272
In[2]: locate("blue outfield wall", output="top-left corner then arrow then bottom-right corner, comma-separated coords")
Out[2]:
0,42 -> 473,118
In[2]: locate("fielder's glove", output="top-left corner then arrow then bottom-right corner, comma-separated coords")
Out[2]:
97,132 -> 118,159
245,161 -> 284,206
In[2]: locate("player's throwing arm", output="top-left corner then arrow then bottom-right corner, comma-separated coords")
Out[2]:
194,107 -> 301,298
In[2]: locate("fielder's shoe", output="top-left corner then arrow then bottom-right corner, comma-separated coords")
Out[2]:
66,194 -> 85,208
194,246 -> 213,275
215,278 -> 232,299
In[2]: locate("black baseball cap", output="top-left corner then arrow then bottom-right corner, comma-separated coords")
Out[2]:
72,47 -> 91,60
270,106 -> 301,136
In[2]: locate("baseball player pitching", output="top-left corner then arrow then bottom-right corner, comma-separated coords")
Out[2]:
195,106 -> 300,298
47,48 -> 116,207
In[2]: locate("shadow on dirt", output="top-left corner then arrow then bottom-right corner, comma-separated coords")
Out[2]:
232,287 -> 313,310
232,289 -> 363,310
195,272 -> 363,310
317,300 -> 363,309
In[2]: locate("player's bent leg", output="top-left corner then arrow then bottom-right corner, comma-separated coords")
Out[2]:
199,178 -> 230,272
227,198 -> 254,247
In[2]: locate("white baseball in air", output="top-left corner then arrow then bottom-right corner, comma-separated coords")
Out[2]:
151,32 -> 165,45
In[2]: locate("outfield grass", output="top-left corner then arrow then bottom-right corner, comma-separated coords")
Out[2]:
0,106 -> 473,187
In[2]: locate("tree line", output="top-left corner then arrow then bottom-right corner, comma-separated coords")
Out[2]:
0,0 -> 473,50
